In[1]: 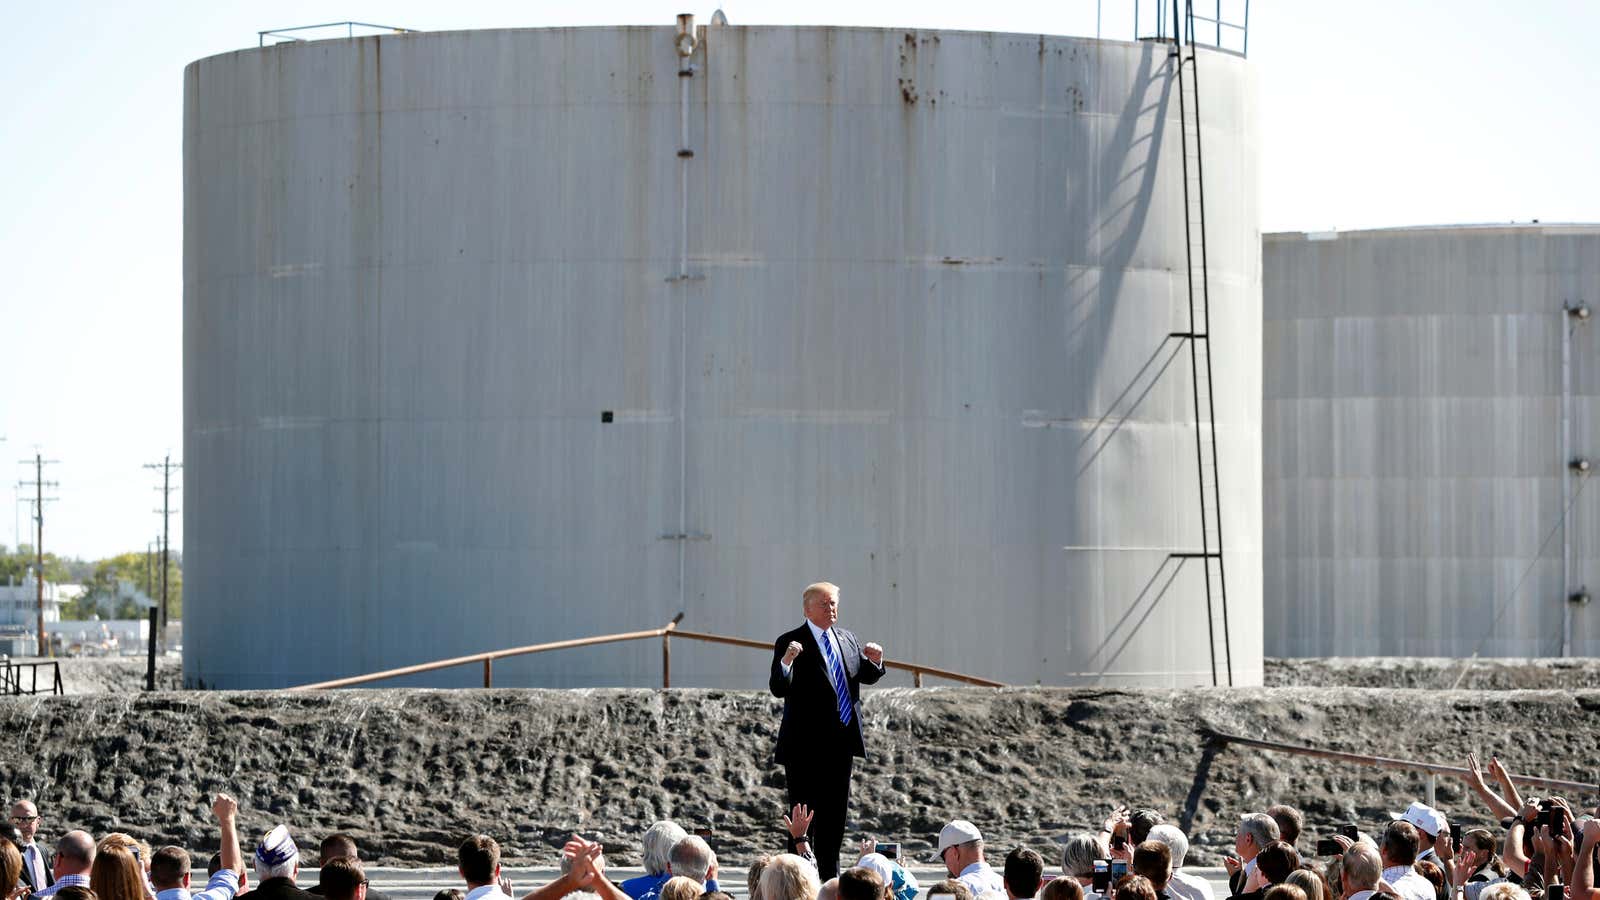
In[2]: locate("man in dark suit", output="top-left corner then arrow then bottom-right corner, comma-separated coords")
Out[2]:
768,581 -> 886,880
8,800 -> 52,894
248,825 -> 318,900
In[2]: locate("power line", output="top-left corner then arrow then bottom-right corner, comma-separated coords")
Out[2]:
17,452 -> 60,657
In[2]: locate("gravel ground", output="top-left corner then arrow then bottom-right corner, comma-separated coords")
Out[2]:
1265,657 -> 1600,690
2,684 -> 1596,871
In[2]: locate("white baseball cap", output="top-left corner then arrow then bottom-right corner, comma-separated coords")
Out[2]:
1391,802 -> 1447,837
937,820 -> 984,855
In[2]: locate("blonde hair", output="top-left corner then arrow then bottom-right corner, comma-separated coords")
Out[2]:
803,583 -> 839,604
761,853 -> 821,900
91,842 -> 148,900
660,877 -> 702,900
748,854 -> 773,900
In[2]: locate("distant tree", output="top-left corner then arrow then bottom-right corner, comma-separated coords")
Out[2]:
69,551 -> 182,621
0,545 -> 76,587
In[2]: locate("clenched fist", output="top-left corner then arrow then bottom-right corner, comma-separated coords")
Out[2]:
783,641 -> 803,666
863,642 -> 883,665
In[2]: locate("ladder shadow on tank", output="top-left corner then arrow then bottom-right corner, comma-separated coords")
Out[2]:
1085,553 -> 1189,680
1076,334 -> 1187,476
1058,46 -> 1175,375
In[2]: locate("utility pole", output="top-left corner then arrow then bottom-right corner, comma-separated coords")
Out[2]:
145,534 -> 160,691
144,455 -> 181,651
17,453 -> 59,657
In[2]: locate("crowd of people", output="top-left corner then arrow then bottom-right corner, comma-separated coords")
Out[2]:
3,754 -> 1596,900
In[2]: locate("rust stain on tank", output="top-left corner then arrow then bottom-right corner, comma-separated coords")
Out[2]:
898,30 -> 919,105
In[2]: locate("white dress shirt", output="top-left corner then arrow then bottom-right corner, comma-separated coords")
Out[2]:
156,869 -> 240,900
22,843 -> 46,891
1166,869 -> 1215,900
958,861 -> 1005,898
1383,865 -> 1436,900
465,886 -> 511,900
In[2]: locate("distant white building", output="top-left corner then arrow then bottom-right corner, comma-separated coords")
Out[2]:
0,573 -> 67,656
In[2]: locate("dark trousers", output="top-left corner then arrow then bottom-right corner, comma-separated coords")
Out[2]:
786,753 -> 855,879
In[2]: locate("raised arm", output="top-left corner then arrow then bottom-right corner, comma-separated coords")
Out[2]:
214,793 -> 243,877
770,637 -> 800,697
1488,757 -> 1525,814
521,841 -> 606,900
1504,811 -> 1530,878
1573,818 -> 1600,900
1462,753 -> 1519,821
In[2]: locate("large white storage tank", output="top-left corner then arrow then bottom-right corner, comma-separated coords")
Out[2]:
184,24 -> 1263,688
1264,225 -> 1600,657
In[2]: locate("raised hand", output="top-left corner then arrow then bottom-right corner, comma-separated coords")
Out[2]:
862,642 -> 883,666
783,642 -> 803,666
784,803 -> 815,840
563,837 -> 605,887
1103,805 -> 1130,835
1465,753 -> 1488,788
212,793 -> 238,821
1488,756 -> 1510,784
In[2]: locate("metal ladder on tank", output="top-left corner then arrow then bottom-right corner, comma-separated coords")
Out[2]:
1166,0 -> 1233,687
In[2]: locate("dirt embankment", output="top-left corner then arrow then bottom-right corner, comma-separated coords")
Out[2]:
2,686 -> 1596,870
1265,657 -> 1600,690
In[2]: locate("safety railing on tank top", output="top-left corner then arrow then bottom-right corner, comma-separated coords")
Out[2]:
258,21 -> 418,47
1125,0 -> 1250,56
287,613 -> 1006,690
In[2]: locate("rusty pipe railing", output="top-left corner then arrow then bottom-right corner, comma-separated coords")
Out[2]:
1205,729 -> 1599,795
289,614 -> 1003,690
668,628 -> 1005,687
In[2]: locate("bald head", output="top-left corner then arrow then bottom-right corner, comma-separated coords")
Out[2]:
8,801 -> 39,844
55,831 -> 96,876
1341,845 -> 1381,896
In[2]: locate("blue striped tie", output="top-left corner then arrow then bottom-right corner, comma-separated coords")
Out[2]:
818,630 -> 854,726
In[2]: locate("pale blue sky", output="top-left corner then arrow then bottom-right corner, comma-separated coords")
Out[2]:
3,1 -> 1596,560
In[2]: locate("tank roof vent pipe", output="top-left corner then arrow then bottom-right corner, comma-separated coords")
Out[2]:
675,14 -> 696,59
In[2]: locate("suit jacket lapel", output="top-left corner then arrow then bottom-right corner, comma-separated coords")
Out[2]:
806,624 -> 850,701
836,629 -> 859,679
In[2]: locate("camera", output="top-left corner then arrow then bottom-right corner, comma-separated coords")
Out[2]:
877,842 -> 900,860
1450,823 -> 1463,853
1092,860 -> 1110,893
1339,824 -> 1359,841
1315,838 -> 1343,857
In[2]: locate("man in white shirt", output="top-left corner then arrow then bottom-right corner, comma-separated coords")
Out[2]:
9,801 -> 51,894
1393,803 -> 1449,869
459,836 -> 512,900
1148,825 -> 1214,900
1340,845 -> 1383,900
151,794 -> 244,900
1379,822 -> 1435,900
937,821 -> 1005,898
1225,814 -> 1280,895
